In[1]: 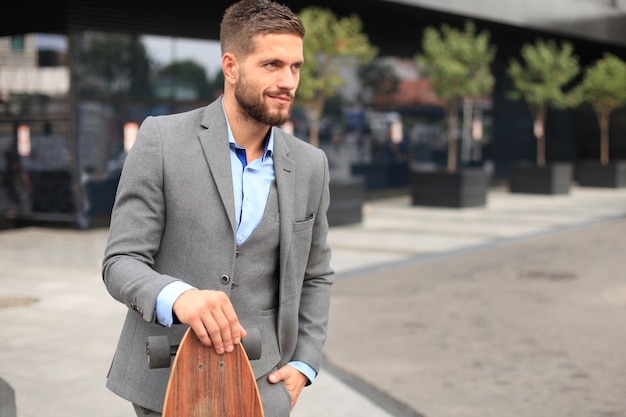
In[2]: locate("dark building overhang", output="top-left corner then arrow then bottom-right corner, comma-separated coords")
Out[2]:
2,0 -> 626,66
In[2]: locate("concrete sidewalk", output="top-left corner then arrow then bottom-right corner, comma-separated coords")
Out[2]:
0,186 -> 625,417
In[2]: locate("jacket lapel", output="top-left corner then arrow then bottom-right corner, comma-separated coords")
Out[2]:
273,130 -> 295,285
197,101 -> 236,234
273,129 -> 295,355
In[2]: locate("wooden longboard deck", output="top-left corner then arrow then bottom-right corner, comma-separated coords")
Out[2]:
162,328 -> 264,417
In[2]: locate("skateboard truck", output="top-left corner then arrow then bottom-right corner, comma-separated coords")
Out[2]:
147,328 -> 262,369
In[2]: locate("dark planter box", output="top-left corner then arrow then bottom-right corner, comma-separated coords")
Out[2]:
328,177 -> 364,227
351,162 -> 410,191
509,162 -> 572,195
0,376 -> 16,417
410,168 -> 489,208
576,161 -> 626,188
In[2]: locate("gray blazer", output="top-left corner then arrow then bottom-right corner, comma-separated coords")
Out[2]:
102,98 -> 334,411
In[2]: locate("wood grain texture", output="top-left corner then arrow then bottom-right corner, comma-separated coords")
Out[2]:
162,328 -> 264,417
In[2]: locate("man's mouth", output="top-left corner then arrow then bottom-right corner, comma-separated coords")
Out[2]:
267,91 -> 293,103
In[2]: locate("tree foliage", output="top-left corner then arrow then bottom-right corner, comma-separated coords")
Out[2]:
158,60 -> 212,99
574,53 -> 626,165
415,21 -> 496,172
76,33 -> 152,99
357,59 -> 399,107
507,39 -> 580,167
297,7 -> 378,146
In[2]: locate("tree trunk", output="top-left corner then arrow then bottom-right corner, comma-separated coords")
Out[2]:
305,91 -> 326,148
307,109 -> 320,148
446,100 -> 460,173
461,97 -> 474,163
532,105 -> 547,168
598,111 -> 610,166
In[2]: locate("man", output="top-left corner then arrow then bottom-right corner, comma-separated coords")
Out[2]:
101,1 -> 334,416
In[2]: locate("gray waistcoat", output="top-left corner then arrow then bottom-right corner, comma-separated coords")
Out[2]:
229,181 -> 281,378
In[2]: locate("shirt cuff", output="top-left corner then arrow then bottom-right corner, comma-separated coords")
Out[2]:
156,281 -> 196,327
288,361 -> 316,385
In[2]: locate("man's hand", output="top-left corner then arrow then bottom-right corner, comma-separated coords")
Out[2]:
172,289 -> 246,354
268,365 -> 308,411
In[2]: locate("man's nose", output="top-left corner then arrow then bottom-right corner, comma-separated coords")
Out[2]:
277,67 -> 298,90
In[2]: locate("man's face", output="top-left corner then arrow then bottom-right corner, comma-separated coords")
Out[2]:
234,33 -> 303,126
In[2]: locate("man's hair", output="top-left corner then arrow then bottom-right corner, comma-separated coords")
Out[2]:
220,0 -> 305,57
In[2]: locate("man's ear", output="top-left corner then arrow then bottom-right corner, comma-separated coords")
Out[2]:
222,53 -> 238,86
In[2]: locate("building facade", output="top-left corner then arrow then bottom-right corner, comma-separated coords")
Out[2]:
1,0 -> 625,227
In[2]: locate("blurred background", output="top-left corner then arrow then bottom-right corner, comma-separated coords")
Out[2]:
1,0 -> 626,229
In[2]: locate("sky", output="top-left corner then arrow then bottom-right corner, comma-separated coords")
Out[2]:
142,35 -> 223,78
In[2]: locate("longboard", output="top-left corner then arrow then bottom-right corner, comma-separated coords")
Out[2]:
147,328 -> 264,417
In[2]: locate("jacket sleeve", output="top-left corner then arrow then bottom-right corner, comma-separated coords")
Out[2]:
102,116 -> 180,324
292,148 -> 335,375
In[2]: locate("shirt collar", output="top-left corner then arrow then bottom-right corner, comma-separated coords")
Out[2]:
222,97 -> 274,160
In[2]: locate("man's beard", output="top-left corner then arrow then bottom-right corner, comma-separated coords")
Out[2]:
234,76 -> 293,126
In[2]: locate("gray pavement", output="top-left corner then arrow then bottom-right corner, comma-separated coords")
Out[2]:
1,185 -> 626,417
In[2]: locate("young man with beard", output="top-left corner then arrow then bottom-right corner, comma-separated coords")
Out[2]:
101,1 -> 334,416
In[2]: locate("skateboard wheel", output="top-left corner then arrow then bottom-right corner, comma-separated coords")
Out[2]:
242,327 -> 262,361
147,335 -> 172,369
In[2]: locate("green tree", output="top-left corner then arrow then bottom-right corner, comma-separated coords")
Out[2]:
574,53 -> 626,165
208,70 -> 225,100
357,58 -> 399,109
507,39 -> 580,167
158,60 -> 212,99
415,21 -> 496,172
297,7 -> 378,147
76,33 -> 152,99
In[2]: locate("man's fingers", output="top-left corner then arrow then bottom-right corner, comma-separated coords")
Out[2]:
173,289 -> 245,353
268,365 -> 307,411
188,321 -> 212,346
238,325 -> 248,343
204,311 -> 231,354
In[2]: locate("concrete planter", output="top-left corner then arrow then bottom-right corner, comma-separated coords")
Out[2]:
351,162 -> 410,191
576,161 -> 626,188
410,168 -> 489,208
0,377 -> 16,417
509,162 -> 572,195
328,177 -> 364,227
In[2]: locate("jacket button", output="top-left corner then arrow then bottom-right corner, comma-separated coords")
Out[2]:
220,275 -> 231,285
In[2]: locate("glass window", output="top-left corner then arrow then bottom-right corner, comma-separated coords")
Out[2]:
0,33 -> 71,216
72,32 -> 225,222
74,32 -> 223,102
11,35 -> 25,51
0,33 -> 69,104
142,35 -> 222,101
